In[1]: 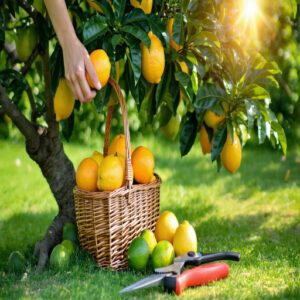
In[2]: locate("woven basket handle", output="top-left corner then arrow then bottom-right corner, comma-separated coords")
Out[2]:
103,78 -> 133,190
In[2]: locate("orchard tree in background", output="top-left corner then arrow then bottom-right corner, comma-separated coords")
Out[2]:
0,0 -> 291,271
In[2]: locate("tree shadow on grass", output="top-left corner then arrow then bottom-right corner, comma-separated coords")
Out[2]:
155,139 -> 300,202
163,196 -> 216,224
265,287 -> 300,299
0,210 -> 56,271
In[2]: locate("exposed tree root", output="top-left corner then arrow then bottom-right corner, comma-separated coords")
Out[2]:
34,213 -> 74,272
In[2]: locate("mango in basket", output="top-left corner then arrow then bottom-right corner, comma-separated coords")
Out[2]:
108,134 -> 133,158
112,153 -> 134,186
76,157 -> 98,192
132,146 -> 154,184
97,154 -> 124,191
91,151 -> 103,166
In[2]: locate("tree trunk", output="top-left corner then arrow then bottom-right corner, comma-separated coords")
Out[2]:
0,3 -> 76,272
27,131 -> 76,272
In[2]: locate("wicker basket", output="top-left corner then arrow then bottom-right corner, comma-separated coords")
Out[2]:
74,78 -> 161,270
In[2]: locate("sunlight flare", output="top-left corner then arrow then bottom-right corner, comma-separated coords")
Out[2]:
243,0 -> 259,21
235,0 -> 268,47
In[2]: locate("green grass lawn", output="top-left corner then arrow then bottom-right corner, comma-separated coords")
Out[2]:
0,136 -> 299,299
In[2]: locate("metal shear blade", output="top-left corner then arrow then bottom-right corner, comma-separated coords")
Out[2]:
154,261 -> 185,275
119,273 -> 172,294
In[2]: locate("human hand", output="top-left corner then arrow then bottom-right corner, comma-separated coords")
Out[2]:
62,37 -> 101,103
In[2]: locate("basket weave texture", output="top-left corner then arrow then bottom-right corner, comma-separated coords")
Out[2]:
74,78 -> 161,270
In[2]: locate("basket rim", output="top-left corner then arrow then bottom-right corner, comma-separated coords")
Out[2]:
74,173 -> 162,195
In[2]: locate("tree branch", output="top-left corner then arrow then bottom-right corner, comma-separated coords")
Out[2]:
24,84 -> 39,122
15,0 -> 39,22
41,47 -> 59,136
4,43 -> 19,64
21,43 -> 42,76
0,84 -> 40,152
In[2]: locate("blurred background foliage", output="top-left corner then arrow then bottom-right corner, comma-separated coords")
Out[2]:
263,1 -> 300,138
0,0 -> 299,145
233,0 -> 300,140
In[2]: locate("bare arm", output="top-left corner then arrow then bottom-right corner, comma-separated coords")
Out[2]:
44,0 -> 101,102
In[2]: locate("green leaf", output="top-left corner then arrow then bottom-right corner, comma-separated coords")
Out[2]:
155,64 -> 171,108
204,123 -> 214,142
289,0 -> 298,18
258,76 -> 279,89
5,1 -> 17,17
136,78 -> 149,110
264,61 -> 281,75
139,85 -> 155,127
189,31 -> 220,48
61,111 -> 74,142
201,14 -> 218,30
111,34 -> 123,49
74,101 -> 81,111
0,27 -> 4,51
186,51 -> 198,65
102,35 -> 114,56
0,69 -> 26,88
193,101 -> 218,123
169,72 -> 180,114
50,45 -> 64,95
271,122 -> 287,155
93,0 -> 114,24
197,45 -> 222,65
211,126 -> 227,162
257,115 -> 269,144
180,112 -> 198,157
173,13 -> 184,45
148,15 -> 165,44
241,84 -> 270,100
0,69 -> 28,103
193,83 -> 226,119
123,25 -> 150,49
82,15 -> 108,44
123,8 -> 148,25
94,84 -> 112,113
244,100 -> 259,128
226,121 -> 234,144
266,108 -> 277,122
127,41 -> 141,85
191,69 -> 199,95
162,91 -> 176,114
36,14 -> 49,51
159,104 -> 173,127
175,71 -> 190,87
114,0 -> 126,21
196,83 -> 226,102
123,59 -> 136,103
175,70 -> 194,103
195,62 -> 206,79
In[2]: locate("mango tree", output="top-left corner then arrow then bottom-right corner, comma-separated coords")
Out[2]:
0,0 -> 288,271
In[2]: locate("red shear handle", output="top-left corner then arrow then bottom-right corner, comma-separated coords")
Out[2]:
164,262 -> 230,295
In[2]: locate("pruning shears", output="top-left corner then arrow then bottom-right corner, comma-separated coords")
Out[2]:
120,251 -> 240,295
